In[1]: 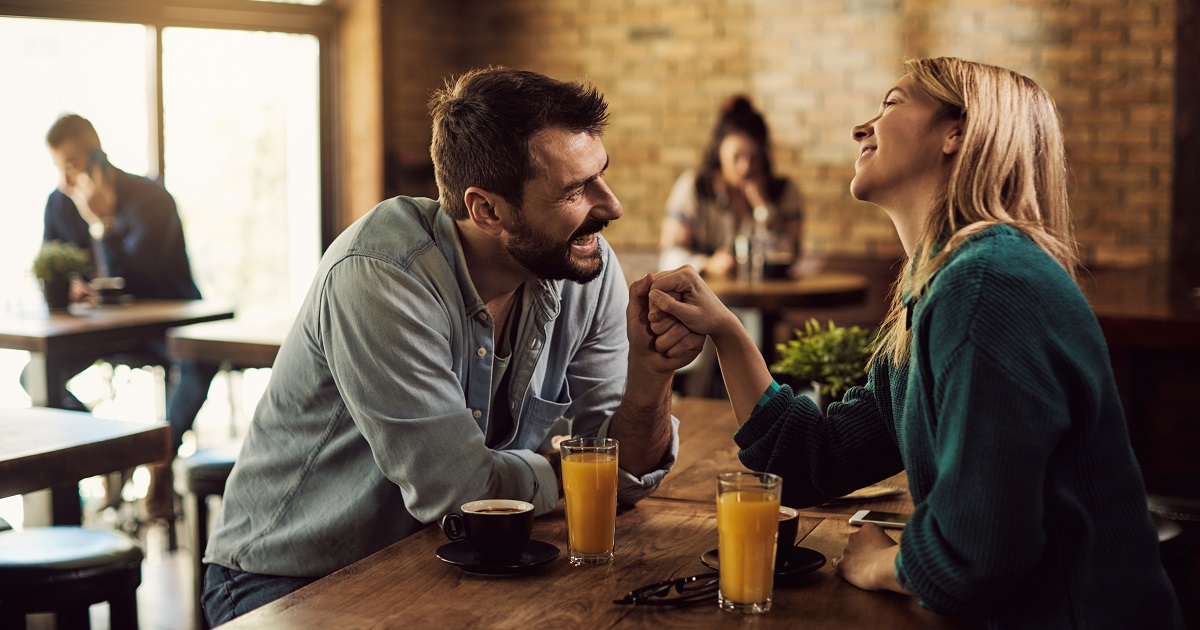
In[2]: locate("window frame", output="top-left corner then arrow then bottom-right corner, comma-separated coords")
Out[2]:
0,0 -> 340,249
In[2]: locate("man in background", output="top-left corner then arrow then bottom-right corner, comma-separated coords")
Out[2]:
37,113 -> 218,519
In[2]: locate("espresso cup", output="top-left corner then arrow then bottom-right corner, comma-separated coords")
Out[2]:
91,276 -> 126,305
777,506 -> 799,564
442,499 -> 534,563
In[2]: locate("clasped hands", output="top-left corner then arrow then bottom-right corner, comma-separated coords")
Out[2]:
634,266 -> 740,357
632,266 -> 908,595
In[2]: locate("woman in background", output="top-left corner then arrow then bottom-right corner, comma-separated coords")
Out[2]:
659,95 -> 803,278
647,58 -> 1182,628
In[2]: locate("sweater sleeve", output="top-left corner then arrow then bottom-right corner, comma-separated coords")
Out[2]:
896,260 -> 1073,616
733,367 -> 905,508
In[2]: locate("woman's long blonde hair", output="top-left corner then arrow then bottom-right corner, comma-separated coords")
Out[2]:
873,57 -> 1078,366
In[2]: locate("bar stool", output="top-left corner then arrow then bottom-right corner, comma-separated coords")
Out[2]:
0,526 -> 143,630
176,446 -> 238,630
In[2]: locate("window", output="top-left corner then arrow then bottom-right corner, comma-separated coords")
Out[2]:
0,1 -> 335,317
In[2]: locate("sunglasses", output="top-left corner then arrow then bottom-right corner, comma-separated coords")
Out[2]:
613,572 -> 720,606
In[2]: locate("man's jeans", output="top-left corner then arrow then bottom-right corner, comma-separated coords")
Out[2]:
202,563 -> 316,625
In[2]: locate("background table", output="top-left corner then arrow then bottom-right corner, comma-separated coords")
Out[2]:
705,272 -> 869,352
222,397 -> 969,629
166,318 -> 289,370
0,299 -> 232,524
0,299 -> 234,408
0,407 -> 170,524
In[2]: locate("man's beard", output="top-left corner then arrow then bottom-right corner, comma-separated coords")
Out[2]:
505,213 -> 608,283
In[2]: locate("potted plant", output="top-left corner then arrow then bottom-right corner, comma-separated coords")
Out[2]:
770,318 -> 878,412
32,240 -> 88,311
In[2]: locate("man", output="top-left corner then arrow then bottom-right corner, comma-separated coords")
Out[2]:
39,114 -> 218,518
202,68 -> 703,624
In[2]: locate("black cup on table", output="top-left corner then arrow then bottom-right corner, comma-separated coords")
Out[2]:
91,276 -> 126,305
442,499 -> 534,564
777,506 -> 800,564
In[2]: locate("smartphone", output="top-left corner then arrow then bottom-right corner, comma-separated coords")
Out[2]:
848,509 -> 910,529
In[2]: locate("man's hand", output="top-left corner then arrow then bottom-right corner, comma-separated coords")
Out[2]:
835,523 -> 909,594
69,278 -> 98,305
628,273 -> 704,373
68,166 -> 116,230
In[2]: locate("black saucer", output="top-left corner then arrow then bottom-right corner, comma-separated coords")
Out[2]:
436,539 -> 559,576
700,545 -> 826,577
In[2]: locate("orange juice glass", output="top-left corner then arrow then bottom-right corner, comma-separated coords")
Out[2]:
560,437 -> 619,565
716,471 -> 782,613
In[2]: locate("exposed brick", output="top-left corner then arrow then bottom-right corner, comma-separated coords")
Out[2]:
379,0 -> 1175,265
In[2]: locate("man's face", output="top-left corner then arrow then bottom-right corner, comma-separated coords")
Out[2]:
502,128 -> 622,283
48,139 -> 92,194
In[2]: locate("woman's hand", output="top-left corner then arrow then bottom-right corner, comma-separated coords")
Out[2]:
647,266 -> 740,342
836,523 -> 909,594
702,248 -> 737,279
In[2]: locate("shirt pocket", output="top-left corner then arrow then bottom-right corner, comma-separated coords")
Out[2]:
509,394 -> 571,451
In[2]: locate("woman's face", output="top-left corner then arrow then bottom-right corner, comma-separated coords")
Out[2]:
850,74 -> 958,210
717,132 -> 763,187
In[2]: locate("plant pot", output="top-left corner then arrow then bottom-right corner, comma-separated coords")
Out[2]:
42,276 -> 70,311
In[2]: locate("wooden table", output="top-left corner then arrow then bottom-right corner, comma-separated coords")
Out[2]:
0,407 -> 170,523
0,299 -> 233,523
223,398 -> 970,629
705,272 -> 869,351
167,318 -> 289,369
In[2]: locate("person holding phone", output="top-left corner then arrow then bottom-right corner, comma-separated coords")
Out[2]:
645,58 -> 1182,628
37,113 -> 218,519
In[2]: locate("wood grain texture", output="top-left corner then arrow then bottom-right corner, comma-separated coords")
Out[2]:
0,407 -> 170,498
222,498 -> 972,629
0,299 -> 234,353
223,397 -> 971,629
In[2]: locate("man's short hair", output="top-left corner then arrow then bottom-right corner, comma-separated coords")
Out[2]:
46,114 -> 101,150
429,67 -> 609,220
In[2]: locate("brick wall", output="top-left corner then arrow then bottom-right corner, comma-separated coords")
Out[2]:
381,0 -> 1175,267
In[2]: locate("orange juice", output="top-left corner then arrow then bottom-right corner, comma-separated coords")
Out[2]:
562,452 -> 618,555
717,489 -> 780,604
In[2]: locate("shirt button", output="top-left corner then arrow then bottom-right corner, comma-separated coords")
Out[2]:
472,409 -> 482,419
478,312 -> 488,322
477,347 -> 487,357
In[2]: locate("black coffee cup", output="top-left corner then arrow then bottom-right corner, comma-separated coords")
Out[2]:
91,276 -> 126,305
442,499 -> 534,564
777,506 -> 799,564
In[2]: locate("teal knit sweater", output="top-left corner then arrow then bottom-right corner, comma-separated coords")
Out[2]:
735,225 -> 1182,628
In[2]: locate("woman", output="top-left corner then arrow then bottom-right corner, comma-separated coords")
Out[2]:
659,95 -> 803,279
646,58 -> 1182,628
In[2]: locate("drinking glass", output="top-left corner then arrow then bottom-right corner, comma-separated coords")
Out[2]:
716,471 -> 782,613
560,437 -> 618,565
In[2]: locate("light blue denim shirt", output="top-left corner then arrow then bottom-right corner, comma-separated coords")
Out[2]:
205,196 -> 678,577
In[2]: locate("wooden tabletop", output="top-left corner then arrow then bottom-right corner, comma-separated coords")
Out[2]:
223,397 -> 969,629
654,398 -> 912,511
167,318 -> 289,369
0,406 -> 170,499
704,272 -> 869,312
0,299 -> 235,354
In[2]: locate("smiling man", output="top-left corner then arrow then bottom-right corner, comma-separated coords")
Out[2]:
201,68 -> 703,624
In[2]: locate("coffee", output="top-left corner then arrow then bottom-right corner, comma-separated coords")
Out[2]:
443,499 -> 534,563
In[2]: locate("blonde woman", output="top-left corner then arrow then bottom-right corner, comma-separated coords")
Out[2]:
645,58 -> 1182,627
